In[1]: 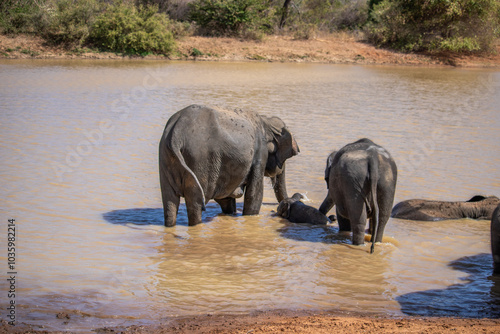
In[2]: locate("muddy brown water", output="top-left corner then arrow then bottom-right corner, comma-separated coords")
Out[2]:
0,60 -> 499,331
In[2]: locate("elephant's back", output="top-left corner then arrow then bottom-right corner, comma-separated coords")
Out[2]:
391,199 -> 445,220
163,104 -> 258,199
333,150 -> 370,181
169,104 -> 258,142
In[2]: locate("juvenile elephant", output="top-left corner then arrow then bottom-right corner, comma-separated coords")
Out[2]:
391,195 -> 500,221
491,205 -> 500,274
277,193 -> 331,225
319,138 -> 398,253
159,104 -> 299,226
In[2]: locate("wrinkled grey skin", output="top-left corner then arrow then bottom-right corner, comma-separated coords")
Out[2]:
159,104 -> 299,227
277,193 -> 331,225
391,195 -> 500,221
491,205 -> 500,274
319,138 -> 398,253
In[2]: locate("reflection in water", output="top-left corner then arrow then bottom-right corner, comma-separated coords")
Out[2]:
277,224 -> 346,244
398,253 -> 500,318
102,202 -> 231,227
0,60 -> 499,331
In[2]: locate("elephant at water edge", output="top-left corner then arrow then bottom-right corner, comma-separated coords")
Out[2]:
319,138 -> 398,253
159,104 -> 300,226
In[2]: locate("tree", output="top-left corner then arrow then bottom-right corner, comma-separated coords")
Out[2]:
366,0 -> 500,52
279,0 -> 291,29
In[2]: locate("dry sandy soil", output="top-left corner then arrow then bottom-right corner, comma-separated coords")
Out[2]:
1,33 -> 500,67
2,32 -> 500,333
2,310 -> 500,334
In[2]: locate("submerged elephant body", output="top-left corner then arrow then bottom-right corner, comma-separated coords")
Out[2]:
277,193 -> 330,225
391,195 -> 500,221
159,104 -> 299,226
319,138 -> 398,253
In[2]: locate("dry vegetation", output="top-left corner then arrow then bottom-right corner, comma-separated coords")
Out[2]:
2,32 -> 500,68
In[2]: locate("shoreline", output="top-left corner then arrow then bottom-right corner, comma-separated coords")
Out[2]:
2,33 -> 500,68
2,309 -> 500,333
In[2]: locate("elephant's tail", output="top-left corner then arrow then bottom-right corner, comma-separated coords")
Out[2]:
172,148 -> 206,212
367,155 -> 380,254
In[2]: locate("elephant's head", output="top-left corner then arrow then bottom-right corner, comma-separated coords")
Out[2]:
465,195 -> 500,219
261,116 -> 299,202
277,193 -> 304,218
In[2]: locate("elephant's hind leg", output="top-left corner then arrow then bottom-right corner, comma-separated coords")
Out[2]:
336,209 -> 352,232
161,186 -> 180,227
348,205 -> 368,246
373,206 -> 391,243
185,187 -> 204,226
160,169 -> 180,227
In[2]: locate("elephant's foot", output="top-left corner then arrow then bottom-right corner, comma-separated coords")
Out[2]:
185,198 -> 204,226
163,201 -> 180,227
187,213 -> 203,226
164,219 -> 176,227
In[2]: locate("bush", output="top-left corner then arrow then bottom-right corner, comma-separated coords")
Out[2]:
135,0 -> 193,21
366,0 -> 500,52
89,1 -> 176,55
44,0 -> 102,47
277,0 -> 369,34
0,0 -> 51,34
188,0 -> 272,37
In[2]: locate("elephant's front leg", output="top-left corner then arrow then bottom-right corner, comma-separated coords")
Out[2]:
242,169 -> 264,215
215,197 -> 237,215
319,194 -> 334,215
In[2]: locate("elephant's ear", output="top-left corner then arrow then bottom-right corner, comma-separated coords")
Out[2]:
263,116 -> 299,169
324,151 -> 336,189
277,201 -> 291,219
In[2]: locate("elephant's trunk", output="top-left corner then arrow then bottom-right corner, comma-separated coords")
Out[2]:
272,163 -> 288,203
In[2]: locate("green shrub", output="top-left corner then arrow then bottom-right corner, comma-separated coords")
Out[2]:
89,1 -> 176,55
188,0 -> 272,37
136,0 -> 194,21
366,0 -> 500,53
44,0 -> 102,47
277,0 -> 369,33
0,0 -> 51,34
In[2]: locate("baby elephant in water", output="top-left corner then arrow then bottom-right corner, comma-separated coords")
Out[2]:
277,193 -> 331,225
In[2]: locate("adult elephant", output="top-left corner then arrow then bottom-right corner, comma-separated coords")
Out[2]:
319,138 -> 398,253
491,205 -> 500,274
159,104 -> 299,227
391,195 -> 500,221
